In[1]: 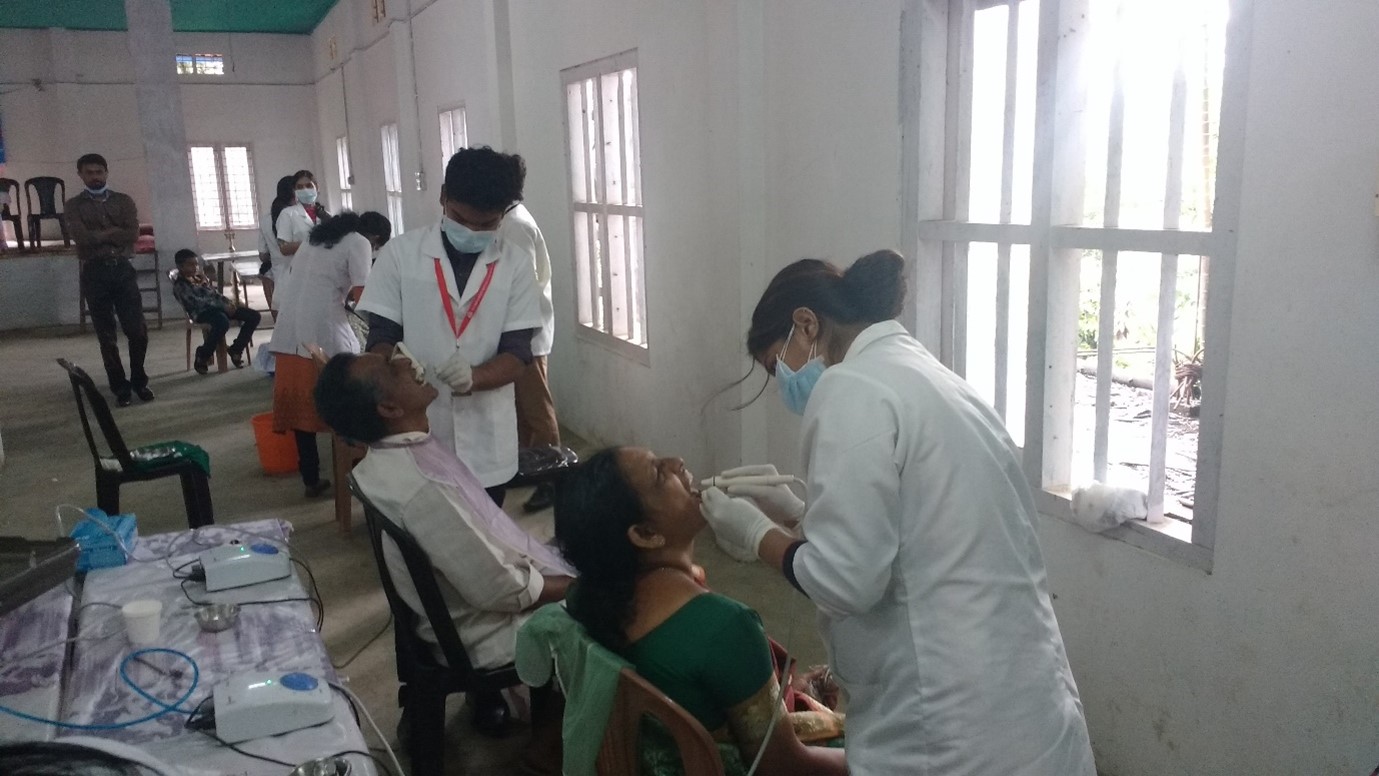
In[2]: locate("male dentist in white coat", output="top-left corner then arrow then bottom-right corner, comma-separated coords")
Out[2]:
359,147 -> 544,507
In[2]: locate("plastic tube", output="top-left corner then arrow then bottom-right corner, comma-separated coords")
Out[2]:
699,474 -> 802,489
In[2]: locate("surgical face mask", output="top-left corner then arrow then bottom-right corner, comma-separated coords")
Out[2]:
295,186 -> 318,205
775,325 -> 825,416
85,185 -> 108,196
441,217 -> 496,254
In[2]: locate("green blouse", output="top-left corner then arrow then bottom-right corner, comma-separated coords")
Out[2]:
624,593 -> 774,732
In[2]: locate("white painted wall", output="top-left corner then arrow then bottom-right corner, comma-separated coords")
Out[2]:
0,28 -> 318,256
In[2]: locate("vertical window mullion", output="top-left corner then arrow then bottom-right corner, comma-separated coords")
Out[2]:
1148,36 -> 1189,521
1093,2 -> 1128,482
616,74 -> 635,340
580,80 -> 601,331
593,76 -> 614,337
942,0 -> 975,373
214,145 -> 231,232
993,0 -> 1021,419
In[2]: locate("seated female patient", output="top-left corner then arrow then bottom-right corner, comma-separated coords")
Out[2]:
554,447 -> 845,775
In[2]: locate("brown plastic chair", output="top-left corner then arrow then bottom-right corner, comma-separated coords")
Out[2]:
596,667 -> 726,776
24,176 -> 70,248
0,178 -> 21,250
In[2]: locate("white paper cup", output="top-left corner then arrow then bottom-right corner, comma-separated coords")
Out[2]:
122,599 -> 163,645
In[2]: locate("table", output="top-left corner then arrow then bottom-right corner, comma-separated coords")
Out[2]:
0,585 -> 75,741
2,520 -> 380,774
200,250 -> 261,306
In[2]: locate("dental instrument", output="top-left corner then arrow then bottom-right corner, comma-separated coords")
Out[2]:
699,473 -> 803,489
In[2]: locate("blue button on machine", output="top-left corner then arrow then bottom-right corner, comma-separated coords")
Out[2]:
250,543 -> 279,555
279,672 -> 319,691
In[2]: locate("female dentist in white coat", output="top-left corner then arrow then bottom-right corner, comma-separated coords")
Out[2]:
700,250 -> 1097,776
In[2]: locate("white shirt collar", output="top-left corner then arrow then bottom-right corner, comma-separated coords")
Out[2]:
843,319 -> 908,362
373,430 -> 431,447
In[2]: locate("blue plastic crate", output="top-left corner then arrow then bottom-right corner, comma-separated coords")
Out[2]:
69,509 -> 137,572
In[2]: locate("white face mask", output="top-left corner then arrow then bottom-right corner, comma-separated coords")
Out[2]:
295,186 -> 318,205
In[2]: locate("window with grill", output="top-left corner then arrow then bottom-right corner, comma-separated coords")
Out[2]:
336,136 -> 354,212
381,123 -> 404,233
175,54 -> 224,76
561,50 -> 648,355
909,0 -> 1246,568
187,144 -> 257,231
439,106 -> 468,172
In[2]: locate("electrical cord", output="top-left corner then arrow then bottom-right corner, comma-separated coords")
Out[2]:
332,614 -> 393,670
291,556 -> 326,632
0,648 -> 199,730
330,682 -> 405,776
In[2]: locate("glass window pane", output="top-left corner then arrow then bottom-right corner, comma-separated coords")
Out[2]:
222,146 -> 257,229
188,146 -> 223,230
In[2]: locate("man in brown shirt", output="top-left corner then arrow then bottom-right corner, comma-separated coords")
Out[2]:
65,153 -> 151,406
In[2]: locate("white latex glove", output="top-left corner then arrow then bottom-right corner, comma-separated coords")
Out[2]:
720,463 -> 806,528
699,487 -> 777,563
434,350 -> 474,395
390,341 -> 427,384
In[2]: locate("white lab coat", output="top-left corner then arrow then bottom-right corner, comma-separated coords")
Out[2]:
357,218 -> 544,487
258,214 -> 288,281
275,202 -> 318,248
791,320 -> 1096,776
510,205 -> 556,357
267,232 -> 371,358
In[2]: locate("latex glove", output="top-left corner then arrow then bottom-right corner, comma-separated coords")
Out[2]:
720,463 -> 806,528
699,487 -> 776,563
390,341 -> 427,384
434,350 -> 473,395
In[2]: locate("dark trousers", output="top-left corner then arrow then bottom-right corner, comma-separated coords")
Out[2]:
193,306 -> 261,363
294,430 -> 320,486
82,258 -> 148,397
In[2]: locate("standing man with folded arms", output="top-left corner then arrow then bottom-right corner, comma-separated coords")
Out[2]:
65,153 -> 152,406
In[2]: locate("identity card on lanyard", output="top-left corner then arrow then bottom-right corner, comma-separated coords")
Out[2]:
434,258 -> 497,343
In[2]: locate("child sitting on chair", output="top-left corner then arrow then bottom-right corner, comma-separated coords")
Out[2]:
172,249 -> 260,373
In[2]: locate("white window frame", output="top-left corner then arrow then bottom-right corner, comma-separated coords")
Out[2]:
381,122 -> 404,233
187,143 -> 258,232
900,0 -> 1252,570
335,136 -> 354,212
560,49 -> 650,362
438,105 -> 468,173
175,53 -> 224,76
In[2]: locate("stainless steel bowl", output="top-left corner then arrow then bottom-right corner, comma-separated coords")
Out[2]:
289,756 -> 351,776
193,603 -> 240,632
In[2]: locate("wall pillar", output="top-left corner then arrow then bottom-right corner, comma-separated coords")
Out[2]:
124,0 -> 197,312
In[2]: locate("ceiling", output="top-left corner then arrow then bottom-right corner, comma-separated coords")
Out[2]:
0,0 -> 337,35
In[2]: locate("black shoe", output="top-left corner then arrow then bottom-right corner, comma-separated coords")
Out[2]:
135,387 -> 155,402
304,479 -> 332,499
523,483 -> 555,513
193,358 -> 209,375
228,346 -> 245,368
115,392 -> 133,408
471,692 -> 510,738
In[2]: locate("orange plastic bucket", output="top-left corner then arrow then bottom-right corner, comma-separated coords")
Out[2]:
251,412 -> 298,475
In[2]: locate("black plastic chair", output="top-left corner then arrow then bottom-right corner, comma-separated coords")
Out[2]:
0,178 -> 21,250
25,176 -> 70,249
348,475 -> 522,776
56,359 -> 213,529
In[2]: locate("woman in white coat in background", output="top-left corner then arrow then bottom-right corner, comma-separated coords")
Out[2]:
700,250 -> 1097,776
274,169 -> 330,259
257,175 -> 295,310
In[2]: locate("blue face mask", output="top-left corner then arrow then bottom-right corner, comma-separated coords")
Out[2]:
295,186 -> 318,205
775,325 -> 826,416
442,217 -> 496,254
85,185 -> 108,196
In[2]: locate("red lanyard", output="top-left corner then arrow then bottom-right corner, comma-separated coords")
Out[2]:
434,258 -> 497,341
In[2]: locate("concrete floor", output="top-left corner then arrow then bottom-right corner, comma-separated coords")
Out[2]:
0,320 -> 823,774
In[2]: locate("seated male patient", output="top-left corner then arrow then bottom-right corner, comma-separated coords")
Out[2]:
314,349 -> 575,728
171,249 -> 260,373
